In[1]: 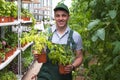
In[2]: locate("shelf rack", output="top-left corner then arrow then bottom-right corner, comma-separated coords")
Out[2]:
0,21 -> 20,27
0,49 -> 21,70
0,0 -> 33,79
21,41 -> 34,51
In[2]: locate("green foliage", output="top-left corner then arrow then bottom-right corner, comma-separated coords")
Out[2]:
10,2 -> 18,18
22,47 -> 34,70
5,31 -> 18,47
87,19 -> 100,30
32,31 -> 49,54
21,8 -> 32,18
20,30 -> 50,54
70,0 -> 120,80
48,44 -> 75,66
0,41 -> 2,49
0,52 -> 5,60
112,41 -> 120,54
0,70 -> 17,80
69,0 -> 91,52
21,8 -> 36,29
0,1 -> 17,17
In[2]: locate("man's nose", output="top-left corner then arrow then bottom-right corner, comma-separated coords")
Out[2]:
59,16 -> 63,20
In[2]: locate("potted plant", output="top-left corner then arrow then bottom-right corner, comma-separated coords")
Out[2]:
21,8 -> 31,21
32,32 -> 49,63
0,52 -> 5,64
20,33 -> 29,47
0,70 -> 17,80
5,48 -> 12,60
0,1 -> 14,23
10,2 -> 18,22
48,44 -> 75,74
0,0 -> 6,23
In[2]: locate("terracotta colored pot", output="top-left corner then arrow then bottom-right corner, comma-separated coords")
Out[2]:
0,57 -> 2,64
0,57 -> 5,64
5,50 -> 12,60
35,53 -> 47,63
0,17 -> 2,23
0,17 -> 8,23
59,64 -> 66,74
9,17 -> 15,22
11,47 -> 16,53
5,47 -> 16,60
21,17 -> 30,21
21,42 -> 27,47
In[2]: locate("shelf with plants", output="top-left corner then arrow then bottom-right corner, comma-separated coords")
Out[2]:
0,29 -> 20,68
0,0 -> 36,80
20,29 -> 37,51
0,0 -> 33,26
0,49 -> 21,70
0,0 -> 20,70
0,0 -> 18,23
21,41 -> 34,51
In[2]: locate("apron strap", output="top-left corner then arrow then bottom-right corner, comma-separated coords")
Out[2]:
48,27 -> 52,41
67,30 -> 76,50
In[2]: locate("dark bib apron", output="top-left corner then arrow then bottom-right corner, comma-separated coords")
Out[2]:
37,29 -> 76,80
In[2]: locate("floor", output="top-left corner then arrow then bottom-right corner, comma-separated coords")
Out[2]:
21,60 -> 42,80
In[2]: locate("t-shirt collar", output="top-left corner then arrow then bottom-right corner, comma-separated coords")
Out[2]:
51,25 -> 71,33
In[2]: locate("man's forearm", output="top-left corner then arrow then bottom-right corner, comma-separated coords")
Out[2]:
72,50 -> 83,69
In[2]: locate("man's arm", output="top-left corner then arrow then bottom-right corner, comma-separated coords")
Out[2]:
72,49 -> 83,69
64,49 -> 83,74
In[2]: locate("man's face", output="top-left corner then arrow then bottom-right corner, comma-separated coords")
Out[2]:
54,10 -> 69,28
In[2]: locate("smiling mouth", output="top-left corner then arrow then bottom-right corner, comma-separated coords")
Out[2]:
59,21 -> 64,24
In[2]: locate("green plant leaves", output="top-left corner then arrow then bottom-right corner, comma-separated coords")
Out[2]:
112,41 -> 120,54
108,10 -> 117,19
113,55 -> 120,65
105,64 -> 113,71
105,0 -> 111,5
97,28 -> 105,40
91,34 -> 98,42
87,19 -> 100,30
89,0 -> 96,8
92,28 -> 105,41
48,44 -> 74,65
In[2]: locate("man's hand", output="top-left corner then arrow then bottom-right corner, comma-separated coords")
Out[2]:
64,64 -> 74,74
32,50 -> 39,60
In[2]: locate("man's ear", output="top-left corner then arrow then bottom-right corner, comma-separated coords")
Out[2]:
68,15 -> 70,19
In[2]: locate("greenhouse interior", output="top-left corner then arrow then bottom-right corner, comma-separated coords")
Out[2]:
0,0 -> 120,80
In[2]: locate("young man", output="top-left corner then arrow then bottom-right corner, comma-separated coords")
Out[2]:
37,3 -> 83,80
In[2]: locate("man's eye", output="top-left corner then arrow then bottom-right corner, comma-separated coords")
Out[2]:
55,15 -> 59,17
62,15 -> 66,17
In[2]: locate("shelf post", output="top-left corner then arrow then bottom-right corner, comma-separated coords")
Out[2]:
17,0 -> 22,79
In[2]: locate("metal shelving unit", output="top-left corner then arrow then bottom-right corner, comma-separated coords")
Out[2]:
0,0 -> 33,79
0,0 -> 22,70
0,0 -> 52,79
